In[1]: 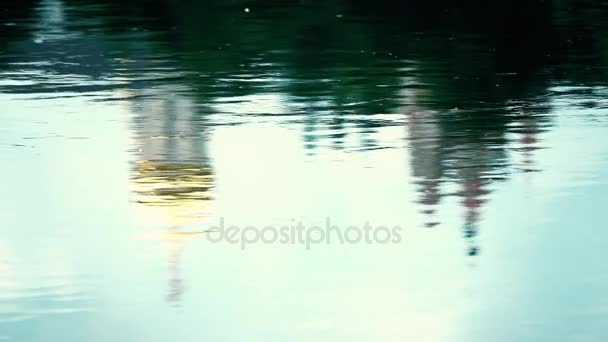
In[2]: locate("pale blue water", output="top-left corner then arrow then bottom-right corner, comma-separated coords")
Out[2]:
2,0 -> 608,341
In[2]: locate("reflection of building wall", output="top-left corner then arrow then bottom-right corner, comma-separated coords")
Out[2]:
134,95 -> 208,163
128,89 -> 214,227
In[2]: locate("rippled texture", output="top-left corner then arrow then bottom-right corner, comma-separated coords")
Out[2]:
2,0 -> 608,341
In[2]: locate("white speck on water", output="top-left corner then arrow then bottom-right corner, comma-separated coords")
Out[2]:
336,14 -> 343,18
4,23 -> 17,26
33,37 -> 44,44
244,8 -> 250,13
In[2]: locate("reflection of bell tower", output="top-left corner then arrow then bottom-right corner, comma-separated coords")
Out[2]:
402,84 -> 443,228
126,86 -> 214,304
118,33 -> 216,303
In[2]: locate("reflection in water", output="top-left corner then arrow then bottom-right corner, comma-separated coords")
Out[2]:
166,230 -> 184,304
402,76 -> 546,256
2,0 -> 608,340
129,88 -> 214,304
402,83 -> 443,227
129,91 -> 214,226
132,161 -> 212,208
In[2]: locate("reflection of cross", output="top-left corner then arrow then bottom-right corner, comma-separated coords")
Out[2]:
166,227 -> 186,304
164,227 -> 210,305
167,257 -> 184,304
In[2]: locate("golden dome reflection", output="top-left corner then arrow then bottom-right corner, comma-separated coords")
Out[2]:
130,160 -> 214,228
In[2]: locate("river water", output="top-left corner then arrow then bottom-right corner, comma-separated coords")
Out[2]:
2,0 -> 608,341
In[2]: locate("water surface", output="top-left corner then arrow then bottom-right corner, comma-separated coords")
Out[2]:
2,0 -> 608,341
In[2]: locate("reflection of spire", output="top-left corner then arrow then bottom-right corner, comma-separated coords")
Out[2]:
402,83 -> 443,228
458,160 -> 493,257
461,176 -> 486,257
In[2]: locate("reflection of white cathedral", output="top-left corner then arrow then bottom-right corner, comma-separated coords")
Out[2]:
127,87 -> 214,228
124,86 -> 214,305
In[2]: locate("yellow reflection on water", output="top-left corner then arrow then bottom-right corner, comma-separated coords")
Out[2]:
131,160 -> 213,227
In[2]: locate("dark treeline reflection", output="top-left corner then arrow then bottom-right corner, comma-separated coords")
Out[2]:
2,0 -> 608,257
